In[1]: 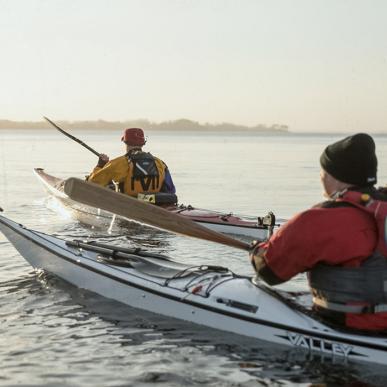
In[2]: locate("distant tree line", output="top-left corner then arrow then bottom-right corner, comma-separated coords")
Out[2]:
0,118 -> 289,132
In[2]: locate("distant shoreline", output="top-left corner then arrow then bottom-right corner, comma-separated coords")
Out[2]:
2,120 -> 385,135
0,118 -> 288,133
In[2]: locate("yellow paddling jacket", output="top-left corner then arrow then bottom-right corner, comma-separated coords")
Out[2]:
87,151 -> 167,197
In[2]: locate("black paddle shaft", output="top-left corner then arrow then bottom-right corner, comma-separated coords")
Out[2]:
43,116 -> 101,157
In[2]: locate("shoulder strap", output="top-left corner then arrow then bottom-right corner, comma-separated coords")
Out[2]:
320,200 -> 355,209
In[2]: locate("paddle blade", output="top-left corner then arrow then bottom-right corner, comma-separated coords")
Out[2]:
64,178 -> 251,251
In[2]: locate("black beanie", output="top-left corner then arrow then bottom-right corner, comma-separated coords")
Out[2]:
320,133 -> 377,186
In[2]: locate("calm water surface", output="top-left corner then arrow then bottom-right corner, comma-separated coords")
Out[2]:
1,129 -> 387,386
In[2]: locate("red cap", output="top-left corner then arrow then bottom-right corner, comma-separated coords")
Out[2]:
121,128 -> 146,146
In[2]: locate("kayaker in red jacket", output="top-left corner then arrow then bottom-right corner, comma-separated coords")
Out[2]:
250,133 -> 387,331
87,128 -> 176,197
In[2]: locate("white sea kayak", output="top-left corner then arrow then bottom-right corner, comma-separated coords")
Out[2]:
1,214 -> 386,366
33,168 -> 277,240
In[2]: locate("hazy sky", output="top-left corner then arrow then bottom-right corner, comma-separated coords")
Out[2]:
1,0 -> 386,132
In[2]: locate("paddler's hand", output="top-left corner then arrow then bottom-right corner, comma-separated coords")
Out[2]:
249,244 -> 267,273
97,154 -> 109,168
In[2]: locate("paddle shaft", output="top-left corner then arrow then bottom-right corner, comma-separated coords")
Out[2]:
43,116 -> 101,157
64,178 -> 252,251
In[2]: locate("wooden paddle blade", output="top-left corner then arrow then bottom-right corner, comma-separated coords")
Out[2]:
64,178 -> 251,251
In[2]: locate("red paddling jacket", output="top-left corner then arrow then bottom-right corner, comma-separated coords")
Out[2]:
258,187 -> 387,331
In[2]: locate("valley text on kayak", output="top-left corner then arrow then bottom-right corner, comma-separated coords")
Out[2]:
283,332 -> 354,358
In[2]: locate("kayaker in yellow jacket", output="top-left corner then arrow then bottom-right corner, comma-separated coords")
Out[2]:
87,128 -> 176,197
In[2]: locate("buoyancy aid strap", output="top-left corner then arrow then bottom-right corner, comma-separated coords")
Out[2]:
337,190 -> 387,257
128,152 -> 159,178
131,175 -> 157,191
312,297 -> 387,314
309,253 -> 387,313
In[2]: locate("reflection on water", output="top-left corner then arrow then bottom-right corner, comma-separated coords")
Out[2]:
58,218 -> 174,250
45,195 -> 176,250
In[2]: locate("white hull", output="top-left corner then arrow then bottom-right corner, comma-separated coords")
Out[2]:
1,214 -> 387,365
33,168 -> 273,240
